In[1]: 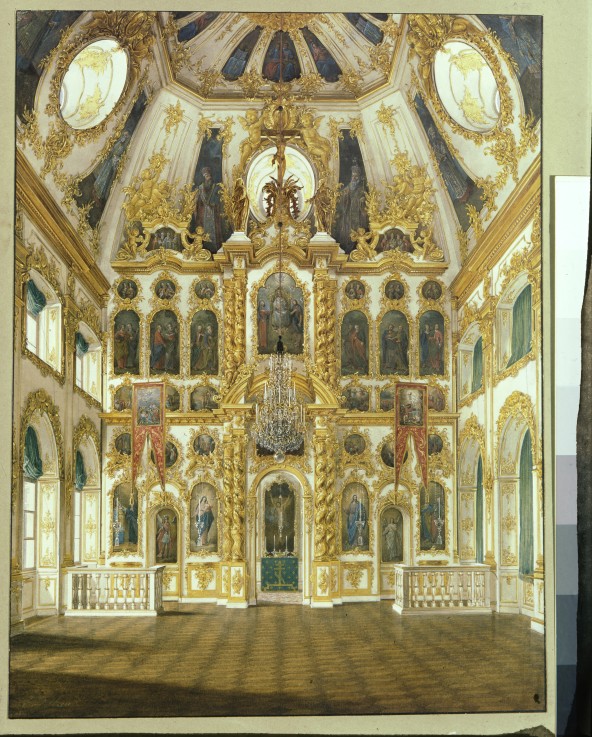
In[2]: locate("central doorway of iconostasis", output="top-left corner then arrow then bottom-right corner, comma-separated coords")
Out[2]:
250,472 -> 309,604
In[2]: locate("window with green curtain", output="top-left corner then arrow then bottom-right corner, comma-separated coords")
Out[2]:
75,331 -> 89,357
471,336 -> 483,393
23,426 -> 43,480
475,455 -> 484,563
507,284 -> 532,367
26,279 -> 47,316
519,429 -> 534,575
75,450 -> 87,490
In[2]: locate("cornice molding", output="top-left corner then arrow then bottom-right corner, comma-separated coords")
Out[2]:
451,155 -> 541,307
16,149 -> 111,304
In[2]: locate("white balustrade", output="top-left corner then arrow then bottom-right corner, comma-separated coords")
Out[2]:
392,564 -> 490,615
65,566 -> 165,616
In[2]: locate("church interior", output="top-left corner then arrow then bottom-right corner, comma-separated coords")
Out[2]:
10,9 -> 547,723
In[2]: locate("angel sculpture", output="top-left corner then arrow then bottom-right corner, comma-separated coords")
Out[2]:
238,108 -> 264,173
307,179 -> 336,233
300,112 -> 332,173
231,177 -> 249,232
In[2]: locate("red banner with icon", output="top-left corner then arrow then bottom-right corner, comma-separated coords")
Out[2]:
132,382 -> 165,491
394,383 -> 428,489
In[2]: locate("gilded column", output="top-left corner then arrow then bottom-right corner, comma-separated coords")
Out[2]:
451,318 -> 460,564
221,431 -> 234,561
480,300 -> 496,568
230,424 -> 247,561
313,274 -> 338,390
222,268 -> 247,391
313,424 -> 330,559
62,288 -> 79,567
311,417 -> 340,606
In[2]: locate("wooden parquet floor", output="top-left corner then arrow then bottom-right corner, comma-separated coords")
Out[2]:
9,602 -> 545,718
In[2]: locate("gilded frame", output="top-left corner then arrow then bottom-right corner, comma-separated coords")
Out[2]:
188,303 -> 223,378
338,306 -> 373,378
110,306 -> 143,379
146,303 -> 185,378
249,264 -> 310,359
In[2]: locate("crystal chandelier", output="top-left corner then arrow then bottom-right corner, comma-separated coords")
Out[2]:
253,346 -> 305,463
252,16 -> 306,463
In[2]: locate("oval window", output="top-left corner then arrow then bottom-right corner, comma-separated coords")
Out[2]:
433,41 -> 500,133
60,39 -> 128,130
246,145 -> 315,223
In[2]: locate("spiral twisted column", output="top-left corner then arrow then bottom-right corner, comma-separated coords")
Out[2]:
230,427 -> 247,561
222,270 -> 247,391
312,419 -> 340,606
221,432 -> 234,560
313,275 -> 338,390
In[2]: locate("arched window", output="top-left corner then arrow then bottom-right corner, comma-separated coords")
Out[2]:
518,429 -> 534,575
458,322 -> 482,402
472,337 -> 483,392
25,274 -> 62,372
508,284 -> 532,367
497,273 -> 533,372
23,426 -> 43,570
75,324 -> 101,401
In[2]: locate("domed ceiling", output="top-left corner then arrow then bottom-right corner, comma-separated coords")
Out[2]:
163,11 -> 403,100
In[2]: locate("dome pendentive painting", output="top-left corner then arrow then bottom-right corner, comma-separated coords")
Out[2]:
11,8 -> 549,728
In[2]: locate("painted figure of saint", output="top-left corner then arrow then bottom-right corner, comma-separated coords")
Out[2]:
257,300 -> 270,350
344,323 -> 367,373
196,495 -> 214,546
428,324 -> 444,374
125,498 -> 138,545
335,160 -> 368,252
381,322 -> 408,374
346,493 -> 367,548
93,130 -> 131,202
156,513 -> 176,561
114,323 -> 129,371
271,290 -> 290,330
382,514 -> 403,562
195,167 -> 222,252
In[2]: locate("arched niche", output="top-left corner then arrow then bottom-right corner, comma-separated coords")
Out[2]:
72,417 -> 100,564
496,392 -> 540,614
458,416 -> 487,564
145,484 -> 184,601
376,483 -> 413,598
18,390 -> 63,618
247,467 -> 313,603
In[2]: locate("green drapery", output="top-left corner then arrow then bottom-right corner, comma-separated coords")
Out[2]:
26,279 -> 46,316
519,429 -> 534,575
75,331 -> 89,357
508,284 -> 532,367
471,337 -> 483,393
475,455 -> 484,563
75,450 -> 87,490
23,426 -> 43,480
